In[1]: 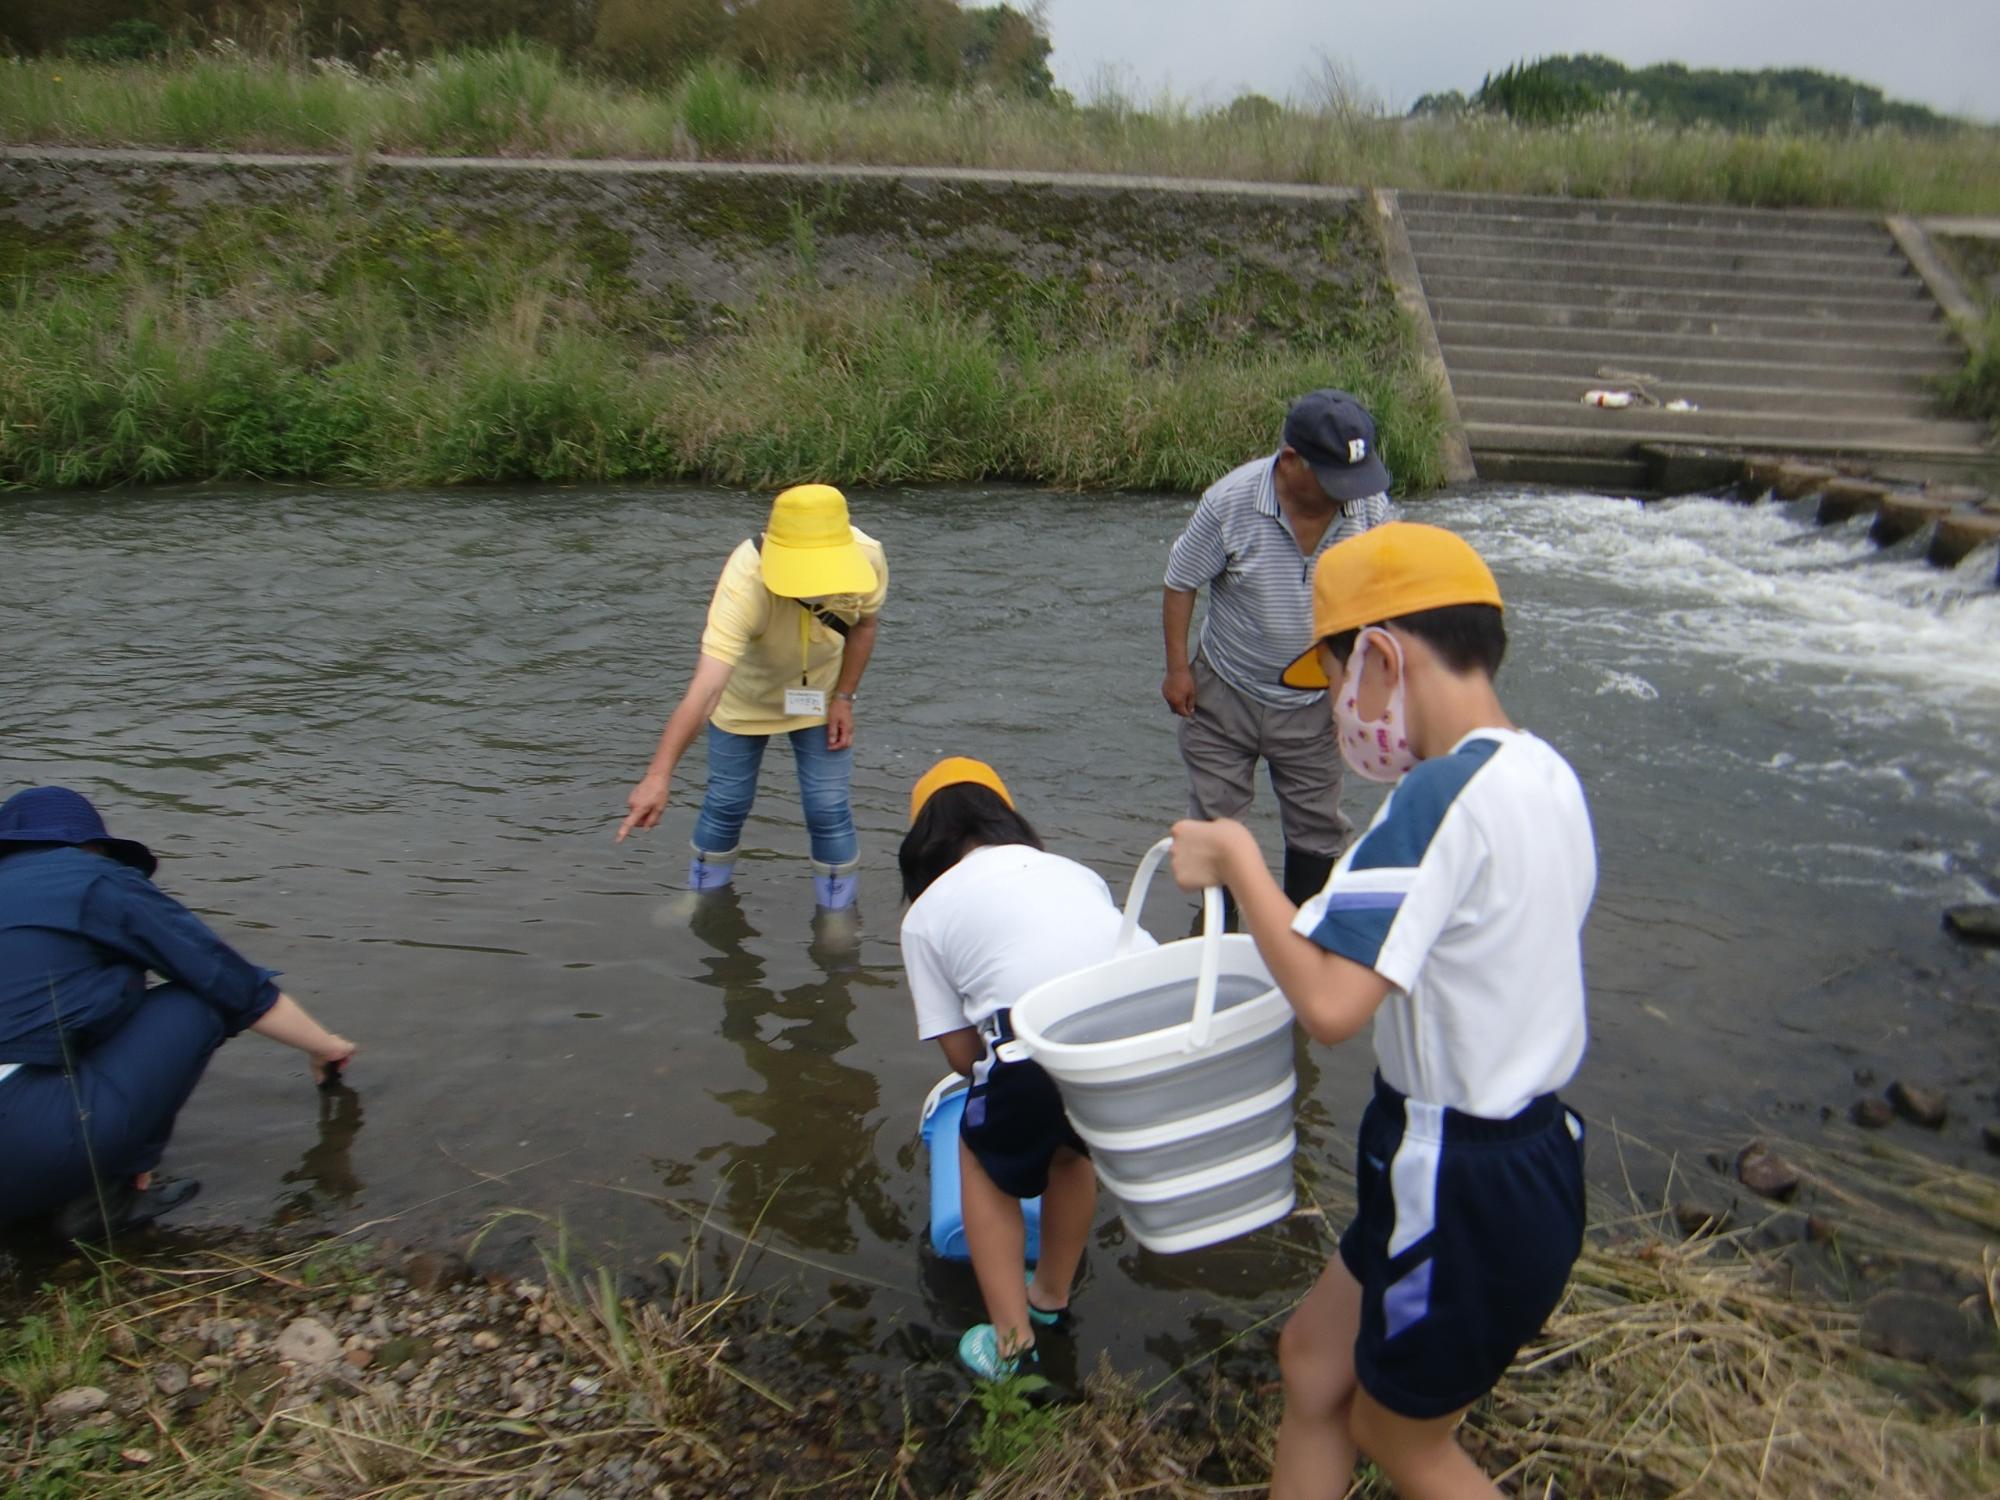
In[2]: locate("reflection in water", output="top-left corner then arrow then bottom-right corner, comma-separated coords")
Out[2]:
685,890 -> 910,1254
273,1083 -> 365,1225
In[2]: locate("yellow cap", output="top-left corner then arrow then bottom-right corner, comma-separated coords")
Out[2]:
759,484 -> 878,599
1280,522 -> 1503,688
909,757 -> 1014,825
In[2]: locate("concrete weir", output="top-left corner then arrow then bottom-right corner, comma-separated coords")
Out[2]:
1740,457 -> 2000,572
1383,190 -> 1996,498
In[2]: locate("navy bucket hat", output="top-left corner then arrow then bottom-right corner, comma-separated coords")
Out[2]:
0,786 -> 158,876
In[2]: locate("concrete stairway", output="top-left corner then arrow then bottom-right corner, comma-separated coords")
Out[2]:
1397,191 -> 1992,492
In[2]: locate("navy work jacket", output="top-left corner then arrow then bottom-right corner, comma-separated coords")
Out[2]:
0,847 -> 280,1066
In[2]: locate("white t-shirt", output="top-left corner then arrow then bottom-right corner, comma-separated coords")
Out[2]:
1292,728 -> 1595,1118
900,844 -> 1153,1040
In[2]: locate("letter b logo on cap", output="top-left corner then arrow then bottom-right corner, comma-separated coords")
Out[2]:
1348,438 -> 1367,463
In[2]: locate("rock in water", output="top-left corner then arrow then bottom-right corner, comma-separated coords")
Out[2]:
1674,1201 -> 1729,1237
1942,903 -> 2000,945
1887,1080 -> 1948,1129
1851,1097 -> 1894,1129
404,1249 -> 472,1293
1736,1142 -> 1801,1201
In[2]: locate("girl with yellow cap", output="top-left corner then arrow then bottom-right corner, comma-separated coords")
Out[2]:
616,485 -> 887,910
898,757 -> 1157,1381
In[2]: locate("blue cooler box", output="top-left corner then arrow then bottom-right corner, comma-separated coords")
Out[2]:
920,1075 -> 1043,1263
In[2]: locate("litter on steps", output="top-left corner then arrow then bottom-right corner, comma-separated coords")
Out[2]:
1581,389 -> 1700,412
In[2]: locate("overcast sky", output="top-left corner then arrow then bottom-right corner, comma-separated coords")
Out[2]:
1036,1 -> 2000,125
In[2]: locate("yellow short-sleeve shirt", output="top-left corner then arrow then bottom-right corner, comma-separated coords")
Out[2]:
700,528 -> 888,736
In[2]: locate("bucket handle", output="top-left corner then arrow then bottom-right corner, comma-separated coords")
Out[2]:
1120,837 -> 1225,1053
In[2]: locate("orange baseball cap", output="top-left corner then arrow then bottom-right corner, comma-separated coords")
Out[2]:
1281,522 -> 1503,688
909,757 -> 1014,825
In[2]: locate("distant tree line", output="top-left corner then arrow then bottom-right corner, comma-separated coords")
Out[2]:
0,0 -> 1056,95
1413,54 -> 1961,134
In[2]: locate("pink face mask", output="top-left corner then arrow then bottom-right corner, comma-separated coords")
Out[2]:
1333,628 -> 1420,783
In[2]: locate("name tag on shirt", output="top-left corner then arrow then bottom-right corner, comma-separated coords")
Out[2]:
785,688 -> 827,716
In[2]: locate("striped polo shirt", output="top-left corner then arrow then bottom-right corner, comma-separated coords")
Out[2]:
1165,453 -> 1395,708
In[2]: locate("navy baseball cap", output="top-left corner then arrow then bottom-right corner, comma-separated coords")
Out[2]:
1282,389 -> 1392,501
0,786 -> 157,876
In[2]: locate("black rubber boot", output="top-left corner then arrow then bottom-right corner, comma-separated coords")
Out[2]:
1187,889 -> 1239,936
1283,847 -> 1338,907
52,1175 -> 201,1243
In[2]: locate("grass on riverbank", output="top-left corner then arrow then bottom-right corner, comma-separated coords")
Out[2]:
5,46 -> 1999,214
1941,310 -> 2000,438
5,1131 -> 1997,1498
1933,236 -> 2000,439
0,199 -> 1448,494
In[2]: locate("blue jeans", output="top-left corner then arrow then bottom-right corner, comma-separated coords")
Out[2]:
0,984 -> 224,1223
691,723 -> 857,866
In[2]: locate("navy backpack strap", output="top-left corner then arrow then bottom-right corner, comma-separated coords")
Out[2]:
751,535 -> 851,637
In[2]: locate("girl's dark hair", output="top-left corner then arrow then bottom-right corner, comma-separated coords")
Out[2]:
1328,603 -> 1507,678
899,783 -> 1042,903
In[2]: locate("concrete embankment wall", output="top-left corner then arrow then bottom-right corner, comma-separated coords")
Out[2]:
0,147 -> 1387,340
6,148 -> 1987,512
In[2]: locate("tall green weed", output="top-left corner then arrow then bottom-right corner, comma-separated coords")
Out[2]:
0,200 -> 1447,494
3,52 -> 1996,213
676,59 -> 770,157
412,42 -> 568,155
1938,310 -> 2000,434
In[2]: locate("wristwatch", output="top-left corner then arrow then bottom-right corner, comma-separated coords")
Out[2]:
832,690 -> 857,703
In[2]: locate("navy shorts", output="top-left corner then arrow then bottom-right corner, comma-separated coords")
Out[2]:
1339,1073 -> 1585,1420
960,1053 -> 1088,1200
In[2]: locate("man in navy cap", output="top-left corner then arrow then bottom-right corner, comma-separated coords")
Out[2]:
0,786 -> 356,1240
1161,390 -> 1396,915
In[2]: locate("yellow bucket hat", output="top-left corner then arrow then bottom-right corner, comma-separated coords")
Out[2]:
1281,522 -> 1503,688
759,484 -> 878,599
909,757 -> 1014,825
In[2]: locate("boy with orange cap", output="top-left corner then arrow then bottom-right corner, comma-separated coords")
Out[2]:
618,485 -> 886,911
1169,523 -> 1593,1500
899,757 -> 1151,1380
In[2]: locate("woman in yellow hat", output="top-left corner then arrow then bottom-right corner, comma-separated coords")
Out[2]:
899,757 -> 1155,1381
617,485 -> 887,909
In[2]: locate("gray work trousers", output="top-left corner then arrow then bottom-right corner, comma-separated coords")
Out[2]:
1177,652 -> 1353,859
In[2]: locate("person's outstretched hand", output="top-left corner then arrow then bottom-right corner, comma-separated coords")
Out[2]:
312,1036 -> 357,1088
617,775 -> 669,842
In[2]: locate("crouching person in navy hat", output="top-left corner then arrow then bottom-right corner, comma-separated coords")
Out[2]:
0,787 -> 356,1240
617,484 -> 887,915
1169,525 -> 1593,1499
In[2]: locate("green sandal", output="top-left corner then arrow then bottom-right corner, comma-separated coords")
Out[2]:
1025,1270 -> 1069,1328
957,1324 -> 1040,1381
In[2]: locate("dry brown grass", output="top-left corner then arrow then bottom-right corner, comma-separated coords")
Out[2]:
5,1128 -> 1996,1498
967,1129 -> 2000,1499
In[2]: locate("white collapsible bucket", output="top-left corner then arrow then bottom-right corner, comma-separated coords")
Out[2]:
1009,838 -> 1298,1253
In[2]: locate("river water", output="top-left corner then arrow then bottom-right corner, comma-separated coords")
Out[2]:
3,485 -> 1997,1386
